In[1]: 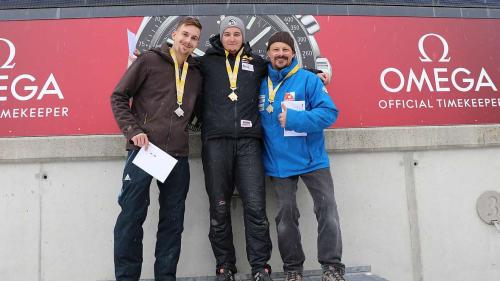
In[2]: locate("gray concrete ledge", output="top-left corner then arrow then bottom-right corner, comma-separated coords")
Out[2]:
325,124 -> 500,153
1,125 -> 500,163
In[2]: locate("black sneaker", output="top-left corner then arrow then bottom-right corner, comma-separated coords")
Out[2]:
253,265 -> 272,281
284,271 -> 303,281
321,265 -> 345,281
215,267 -> 235,281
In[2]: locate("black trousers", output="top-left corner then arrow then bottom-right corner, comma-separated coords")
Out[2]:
114,150 -> 190,281
202,137 -> 272,273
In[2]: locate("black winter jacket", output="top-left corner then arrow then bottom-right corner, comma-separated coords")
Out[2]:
199,35 -> 269,141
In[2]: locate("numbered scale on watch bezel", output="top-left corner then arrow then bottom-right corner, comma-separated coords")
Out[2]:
135,15 -> 331,79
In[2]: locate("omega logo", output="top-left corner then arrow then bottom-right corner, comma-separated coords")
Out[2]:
0,37 -> 64,102
0,38 -> 16,69
380,33 -> 497,93
418,33 -> 450,63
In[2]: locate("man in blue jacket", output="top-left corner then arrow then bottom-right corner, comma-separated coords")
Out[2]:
259,31 -> 345,281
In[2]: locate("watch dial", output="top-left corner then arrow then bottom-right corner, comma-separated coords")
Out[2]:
135,15 -> 318,69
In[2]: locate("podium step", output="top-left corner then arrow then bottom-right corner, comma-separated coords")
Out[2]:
254,266 -> 388,281
109,266 -> 388,281
339,266 -> 388,281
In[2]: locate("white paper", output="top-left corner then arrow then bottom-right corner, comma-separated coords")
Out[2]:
282,100 -> 307,137
132,142 -> 178,183
127,29 -> 137,55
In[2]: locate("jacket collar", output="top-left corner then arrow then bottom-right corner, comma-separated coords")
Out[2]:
268,57 -> 299,83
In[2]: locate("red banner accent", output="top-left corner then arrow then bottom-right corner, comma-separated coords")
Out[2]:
316,16 -> 500,128
0,17 -> 142,136
0,16 -> 499,137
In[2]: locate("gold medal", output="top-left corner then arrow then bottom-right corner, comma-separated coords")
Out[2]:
174,106 -> 184,117
228,91 -> 238,101
267,64 -> 300,113
169,48 -> 188,117
225,48 -> 243,103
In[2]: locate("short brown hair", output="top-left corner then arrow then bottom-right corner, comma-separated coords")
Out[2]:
176,16 -> 202,31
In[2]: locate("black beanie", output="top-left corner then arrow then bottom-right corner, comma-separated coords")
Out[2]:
267,31 -> 296,53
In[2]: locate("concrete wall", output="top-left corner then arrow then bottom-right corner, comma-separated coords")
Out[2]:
1,125 -> 500,281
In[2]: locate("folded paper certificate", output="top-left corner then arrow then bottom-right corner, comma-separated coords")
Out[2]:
132,142 -> 178,183
282,100 -> 307,137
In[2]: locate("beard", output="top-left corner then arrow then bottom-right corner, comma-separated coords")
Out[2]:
273,57 -> 291,69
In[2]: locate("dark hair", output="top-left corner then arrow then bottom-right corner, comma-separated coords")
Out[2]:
176,16 -> 202,31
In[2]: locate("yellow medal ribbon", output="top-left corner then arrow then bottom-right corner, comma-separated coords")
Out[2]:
266,64 -> 300,113
225,48 -> 244,101
169,48 -> 189,117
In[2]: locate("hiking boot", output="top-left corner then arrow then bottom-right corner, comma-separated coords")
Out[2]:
215,267 -> 235,281
284,271 -> 303,281
253,265 -> 272,281
321,265 -> 345,281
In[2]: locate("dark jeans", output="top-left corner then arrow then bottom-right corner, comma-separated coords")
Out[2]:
270,168 -> 344,273
202,137 -> 272,274
114,150 -> 190,281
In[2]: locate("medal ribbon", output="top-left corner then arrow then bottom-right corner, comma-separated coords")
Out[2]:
169,48 -> 189,106
225,48 -> 244,92
267,64 -> 300,105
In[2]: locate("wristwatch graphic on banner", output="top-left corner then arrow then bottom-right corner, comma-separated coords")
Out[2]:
134,15 -> 331,131
135,15 -> 331,78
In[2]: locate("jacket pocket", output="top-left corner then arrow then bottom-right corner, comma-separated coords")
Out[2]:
282,136 -> 311,172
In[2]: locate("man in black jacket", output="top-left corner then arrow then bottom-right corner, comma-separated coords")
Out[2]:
110,17 -> 203,281
199,16 -> 273,281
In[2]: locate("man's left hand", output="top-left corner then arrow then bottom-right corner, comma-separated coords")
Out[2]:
279,103 -> 287,128
317,72 -> 330,86
127,49 -> 141,68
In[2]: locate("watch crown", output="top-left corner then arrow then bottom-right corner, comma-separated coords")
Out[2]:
299,15 -> 320,34
315,57 -> 332,82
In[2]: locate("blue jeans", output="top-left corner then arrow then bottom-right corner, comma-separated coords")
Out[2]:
114,150 -> 190,281
270,168 -> 344,273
